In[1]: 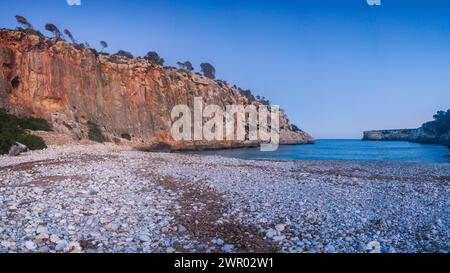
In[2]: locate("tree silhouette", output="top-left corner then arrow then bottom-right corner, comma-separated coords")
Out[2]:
144,51 -> 165,65
200,63 -> 216,79
114,50 -> 134,59
45,23 -> 62,40
15,15 -> 33,29
423,109 -> 450,135
100,41 -> 108,52
64,29 -> 76,44
177,61 -> 194,72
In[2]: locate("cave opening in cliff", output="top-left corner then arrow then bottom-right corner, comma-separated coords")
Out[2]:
11,76 -> 20,88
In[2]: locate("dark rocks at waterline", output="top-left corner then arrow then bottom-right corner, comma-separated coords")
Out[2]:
363,128 -> 450,148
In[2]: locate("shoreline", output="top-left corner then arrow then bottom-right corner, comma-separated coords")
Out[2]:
0,144 -> 449,253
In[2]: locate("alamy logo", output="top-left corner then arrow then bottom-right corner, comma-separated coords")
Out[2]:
367,0 -> 381,6
171,97 -> 280,151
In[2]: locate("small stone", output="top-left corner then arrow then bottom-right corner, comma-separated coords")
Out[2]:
139,235 -> 151,242
38,246 -> 50,253
55,240 -> 68,251
68,241 -> 82,253
35,233 -> 49,243
106,223 -> 119,232
36,225 -> 48,235
324,244 -> 336,253
266,229 -> 277,238
366,241 -> 381,253
273,235 -> 286,242
33,187 -> 45,194
161,227 -> 169,233
166,247 -> 176,253
222,244 -> 234,252
177,224 -> 187,233
8,142 -> 28,156
49,234 -> 60,243
275,224 -> 286,232
25,241 -> 37,250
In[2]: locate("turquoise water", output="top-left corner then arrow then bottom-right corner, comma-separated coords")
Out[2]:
191,140 -> 450,163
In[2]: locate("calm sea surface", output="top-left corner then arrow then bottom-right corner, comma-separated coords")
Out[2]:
189,140 -> 450,163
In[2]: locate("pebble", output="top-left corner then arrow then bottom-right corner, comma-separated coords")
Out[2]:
36,226 -> 48,235
222,244 -> 234,252
366,241 -> 381,253
55,240 -> 68,251
25,241 -> 37,250
177,224 -> 187,233
273,236 -> 286,242
139,235 -> 151,242
275,224 -> 286,232
49,235 -> 60,243
266,229 -> 277,238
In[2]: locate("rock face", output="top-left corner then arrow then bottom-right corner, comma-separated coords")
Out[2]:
363,128 -> 450,148
0,29 -> 314,150
363,129 -> 416,141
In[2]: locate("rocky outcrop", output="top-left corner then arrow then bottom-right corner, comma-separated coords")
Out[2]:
363,128 -> 450,148
0,29 -> 314,150
363,129 -> 416,141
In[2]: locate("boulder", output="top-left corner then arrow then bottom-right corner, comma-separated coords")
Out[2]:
8,142 -> 29,156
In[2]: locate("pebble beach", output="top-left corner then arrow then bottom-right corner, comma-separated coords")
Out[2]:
0,144 -> 449,253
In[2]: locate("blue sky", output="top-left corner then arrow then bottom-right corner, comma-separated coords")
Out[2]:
1,0 -> 449,139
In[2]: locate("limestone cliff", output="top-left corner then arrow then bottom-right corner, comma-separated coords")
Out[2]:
363,128 -> 450,148
0,29 -> 314,150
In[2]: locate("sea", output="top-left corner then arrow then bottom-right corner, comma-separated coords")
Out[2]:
189,139 -> 450,163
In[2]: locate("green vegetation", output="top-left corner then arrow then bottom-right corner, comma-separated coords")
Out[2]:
291,124 -> 302,133
87,121 -> 107,143
145,51 -> 165,66
423,109 -> 450,136
113,50 -> 134,59
0,109 -> 49,154
64,29 -> 76,44
177,61 -> 194,72
121,133 -> 131,141
100,41 -> 108,52
44,23 -> 62,40
200,63 -> 216,79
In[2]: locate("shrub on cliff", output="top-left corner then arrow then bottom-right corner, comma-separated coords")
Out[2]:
177,61 -> 194,72
15,15 -> 33,29
45,23 -> 62,40
87,121 -> 107,143
239,88 -> 256,102
144,51 -> 165,66
423,109 -> 450,135
100,41 -> 108,52
200,63 -> 216,79
113,50 -> 134,59
64,29 -> 76,44
291,124 -> 302,133
121,133 -> 131,141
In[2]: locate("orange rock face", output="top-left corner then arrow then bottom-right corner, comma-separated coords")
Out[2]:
0,29 -> 314,149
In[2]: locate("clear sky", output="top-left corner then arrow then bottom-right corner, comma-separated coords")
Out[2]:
1,0 -> 449,139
